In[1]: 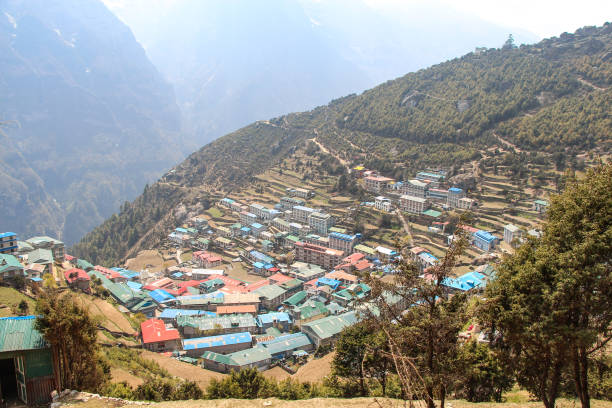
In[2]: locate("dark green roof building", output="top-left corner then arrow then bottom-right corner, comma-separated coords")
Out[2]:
0,316 -> 59,405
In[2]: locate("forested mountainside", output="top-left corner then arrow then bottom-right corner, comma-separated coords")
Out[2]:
0,0 -> 183,244
73,24 -> 612,265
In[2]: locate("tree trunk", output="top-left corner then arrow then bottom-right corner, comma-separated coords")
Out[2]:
426,385 -> 435,408
440,385 -> 446,408
579,348 -> 590,408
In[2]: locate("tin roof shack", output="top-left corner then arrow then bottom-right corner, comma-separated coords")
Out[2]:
200,347 -> 272,373
301,311 -> 359,348
182,332 -> 252,358
0,316 -> 58,406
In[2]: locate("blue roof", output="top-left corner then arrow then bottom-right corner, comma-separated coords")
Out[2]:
183,332 -> 252,350
175,227 -> 188,233
29,277 -> 43,282
419,252 -> 438,263
293,205 -> 314,212
222,198 -> 235,203
250,250 -> 274,264
126,281 -> 143,291
0,232 -> 16,239
177,292 -> 224,301
474,230 -> 497,243
257,312 -> 292,326
443,271 -> 487,291
328,232 -> 357,242
171,272 -> 184,278
316,277 -> 341,290
160,309 -> 216,319
264,263 -> 274,270
251,223 -> 264,229
148,289 -> 176,303
241,227 -> 251,232
253,262 -> 265,269
448,187 -> 463,193
118,269 -> 139,279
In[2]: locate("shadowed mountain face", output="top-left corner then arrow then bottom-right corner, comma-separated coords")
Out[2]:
0,0 -> 183,244
107,0 -> 538,147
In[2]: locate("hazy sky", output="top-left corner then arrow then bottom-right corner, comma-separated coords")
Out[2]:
104,0 -> 610,40
365,0 -> 611,38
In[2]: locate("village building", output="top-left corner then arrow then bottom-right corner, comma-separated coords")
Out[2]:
239,211 -> 258,226
457,197 -> 476,210
0,316 -> 59,405
402,179 -> 429,198
292,205 -> 315,223
324,270 -> 359,286
253,284 -> 289,310
286,187 -> 313,199
0,254 -> 25,282
0,232 -> 18,255
375,246 -> 397,262
416,171 -> 445,187
64,268 -> 91,292
301,311 -> 359,348
257,333 -> 313,359
293,242 -> 344,270
400,195 -> 429,214
533,199 -> 549,213
201,347 -> 272,373
26,249 -> 53,273
271,218 -> 291,232
353,244 -> 376,258
308,212 -> 334,235
178,313 -> 258,337
279,196 -> 305,211
288,262 -> 326,282
473,230 -> 498,251
374,196 -> 392,212
447,187 -> 466,208
182,332 -> 252,357
141,319 -> 181,352
25,236 -> 65,263
503,224 -> 523,245
427,188 -> 448,201
364,175 -> 394,193
256,312 -> 292,332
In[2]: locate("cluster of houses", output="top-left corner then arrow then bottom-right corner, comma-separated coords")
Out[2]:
0,233 -> 65,285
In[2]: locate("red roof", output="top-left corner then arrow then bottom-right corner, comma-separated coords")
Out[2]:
64,268 -> 90,283
141,319 -> 180,344
94,265 -> 122,279
178,280 -> 204,288
65,254 -> 75,261
217,305 -> 257,314
245,279 -> 270,292
268,273 -> 292,284
149,277 -> 174,289
343,252 -> 365,263
354,260 -> 372,271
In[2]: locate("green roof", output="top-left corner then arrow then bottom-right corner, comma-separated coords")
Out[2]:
283,290 -> 307,306
26,236 -> 63,246
354,244 -> 375,255
77,259 -> 95,270
423,209 -> 442,218
197,238 -> 210,244
230,223 -> 242,229
28,249 -> 53,264
265,327 -> 282,337
254,284 -> 287,300
279,278 -> 302,291
200,350 -> 232,364
0,254 -> 24,274
301,311 -> 358,340
0,316 -> 47,352
201,347 -> 272,366
178,313 -> 256,331
297,301 -> 328,320
285,235 -> 300,243
534,199 -> 549,206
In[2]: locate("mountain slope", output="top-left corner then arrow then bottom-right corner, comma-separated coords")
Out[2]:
0,0 -> 183,244
73,24 -> 612,265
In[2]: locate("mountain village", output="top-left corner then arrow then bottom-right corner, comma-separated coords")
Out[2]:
0,155 -> 555,404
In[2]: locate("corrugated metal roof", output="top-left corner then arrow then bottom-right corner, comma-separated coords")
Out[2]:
302,311 -> 358,340
258,333 -> 311,355
183,332 -> 252,350
0,316 -> 48,352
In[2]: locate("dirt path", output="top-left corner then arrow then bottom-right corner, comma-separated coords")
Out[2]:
395,209 -> 414,247
494,132 -> 523,153
309,133 -> 351,172
578,76 -> 608,91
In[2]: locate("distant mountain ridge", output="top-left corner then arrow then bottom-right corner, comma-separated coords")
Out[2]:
105,0 -> 538,147
0,0 -> 184,244
72,24 -> 612,266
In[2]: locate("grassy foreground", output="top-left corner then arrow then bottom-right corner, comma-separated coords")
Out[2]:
61,397 -> 612,408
